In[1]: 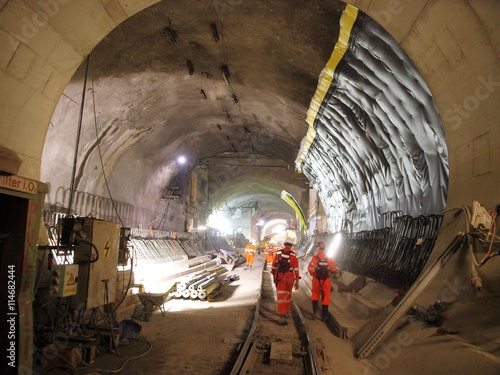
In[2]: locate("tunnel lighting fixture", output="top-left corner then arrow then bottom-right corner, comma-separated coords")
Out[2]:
186,60 -> 194,76
221,64 -> 230,85
177,156 -> 187,165
200,89 -> 207,100
210,23 -> 219,42
257,219 -> 265,226
327,232 -> 343,259
231,94 -> 239,105
164,18 -> 177,45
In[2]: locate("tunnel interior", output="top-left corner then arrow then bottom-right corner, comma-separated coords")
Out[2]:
0,0 -> 497,373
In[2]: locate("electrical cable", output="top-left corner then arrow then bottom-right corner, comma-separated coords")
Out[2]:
74,236 -> 100,264
112,248 -> 135,313
479,211 -> 498,266
89,242 -> 100,263
156,171 -> 181,229
450,205 -> 500,293
90,63 -> 124,227
78,339 -> 153,374
68,55 -> 90,216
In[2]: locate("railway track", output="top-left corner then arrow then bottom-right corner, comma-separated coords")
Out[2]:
230,270 -> 323,375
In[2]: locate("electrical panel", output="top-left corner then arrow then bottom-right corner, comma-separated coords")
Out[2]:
49,264 -> 79,297
471,200 -> 492,230
68,218 -> 120,310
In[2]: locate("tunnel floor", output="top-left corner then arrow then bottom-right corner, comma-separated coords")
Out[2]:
59,255 -> 500,375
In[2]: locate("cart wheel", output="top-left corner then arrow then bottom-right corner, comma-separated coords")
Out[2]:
144,301 -> 153,321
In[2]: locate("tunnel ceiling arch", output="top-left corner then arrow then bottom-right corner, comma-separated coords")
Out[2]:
296,6 -> 449,232
41,0 -> 344,224
41,1 -> 448,232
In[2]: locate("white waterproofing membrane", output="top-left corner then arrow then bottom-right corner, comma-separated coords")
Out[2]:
296,6 -> 448,232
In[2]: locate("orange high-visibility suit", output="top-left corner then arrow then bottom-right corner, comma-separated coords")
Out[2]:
265,244 -> 276,269
271,243 -> 300,325
308,241 -> 336,320
245,243 -> 256,269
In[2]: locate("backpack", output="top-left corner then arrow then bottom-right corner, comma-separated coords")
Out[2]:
277,253 -> 291,273
315,256 -> 330,280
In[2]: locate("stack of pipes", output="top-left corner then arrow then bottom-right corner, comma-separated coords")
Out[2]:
169,266 -> 227,300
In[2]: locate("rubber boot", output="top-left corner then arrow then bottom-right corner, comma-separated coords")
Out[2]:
278,315 -> 288,326
322,305 -> 329,322
311,301 -> 318,320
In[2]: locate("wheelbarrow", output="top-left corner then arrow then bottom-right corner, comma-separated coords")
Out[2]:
137,292 -> 167,321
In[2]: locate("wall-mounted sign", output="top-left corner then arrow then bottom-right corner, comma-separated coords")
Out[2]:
0,175 -> 38,195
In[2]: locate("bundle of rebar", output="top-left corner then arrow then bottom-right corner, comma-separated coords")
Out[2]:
336,213 -> 443,290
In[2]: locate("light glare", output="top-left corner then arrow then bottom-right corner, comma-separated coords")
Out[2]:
327,232 -> 343,258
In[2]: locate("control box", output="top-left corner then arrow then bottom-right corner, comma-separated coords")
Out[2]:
49,264 -> 79,297
66,218 -> 120,310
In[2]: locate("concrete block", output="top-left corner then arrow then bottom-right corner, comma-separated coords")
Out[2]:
358,281 -> 395,307
331,271 -> 366,292
270,341 -> 292,365
347,291 -> 382,319
331,290 -> 350,311
346,281 -> 395,319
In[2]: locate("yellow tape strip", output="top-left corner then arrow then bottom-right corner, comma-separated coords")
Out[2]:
281,190 -> 307,232
295,4 -> 358,171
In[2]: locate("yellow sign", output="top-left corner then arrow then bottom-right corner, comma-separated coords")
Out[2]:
104,241 -> 110,257
67,273 -> 75,286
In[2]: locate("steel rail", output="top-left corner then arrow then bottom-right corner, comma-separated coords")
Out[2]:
292,298 -> 322,375
229,289 -> 261,375
230,278 -> 322,375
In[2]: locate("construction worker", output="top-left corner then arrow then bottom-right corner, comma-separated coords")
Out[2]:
265,243 -> 276,270
262,244 -> 269,271
244,242 -> 256,270
271,240 -> 300,325
308,241 -> 336,321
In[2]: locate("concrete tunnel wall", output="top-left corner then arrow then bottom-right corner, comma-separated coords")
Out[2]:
0,0 -> 499,223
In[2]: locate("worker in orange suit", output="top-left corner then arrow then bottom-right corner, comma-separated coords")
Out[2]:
308,241 -> 336,321
244,242 -> 256,270
262,244 -> 269,271
271,240 -> 300,325
265,243 -> 276,271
